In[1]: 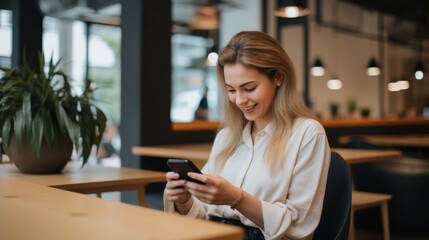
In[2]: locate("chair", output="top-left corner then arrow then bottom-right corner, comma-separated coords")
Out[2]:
313,151 -> 352,240
350,191 -> 392,240
346,139 -> 429,234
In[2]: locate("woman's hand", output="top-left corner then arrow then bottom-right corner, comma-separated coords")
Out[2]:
165,171 -> 193,214
185,172 -> 241,207
187,172 -> 264,228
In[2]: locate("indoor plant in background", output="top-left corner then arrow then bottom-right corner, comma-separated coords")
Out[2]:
0,53 -> 106,174
329,102 -> 340,118
347,99 -> 357,118
360,106 -> 371,118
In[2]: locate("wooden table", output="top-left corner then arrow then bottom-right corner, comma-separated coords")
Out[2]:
133,143 -> 403,240
0,163 -> 167,206
0,177 -> 243,240
339,134 -> 429,148
333,148 -> 402,164
132,143 -> 403,166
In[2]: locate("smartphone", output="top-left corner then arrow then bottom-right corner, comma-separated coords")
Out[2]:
167,159 -> 205,184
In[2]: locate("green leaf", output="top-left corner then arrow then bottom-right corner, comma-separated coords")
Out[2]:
22,92 -> 32,131
1,119 -> 12,156
95,107 -> 107,147
13,108 -> 26,152
31,114 -> 44,158
40,108 -> 54,149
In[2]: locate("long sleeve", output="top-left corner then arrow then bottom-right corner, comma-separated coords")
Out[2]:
260,120 -> 330,239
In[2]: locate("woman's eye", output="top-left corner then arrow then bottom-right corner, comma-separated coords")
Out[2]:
227,89 -> 236,93
244,87 -> 256,92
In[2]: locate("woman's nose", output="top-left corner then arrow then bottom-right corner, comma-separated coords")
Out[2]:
236,93 -> 248,105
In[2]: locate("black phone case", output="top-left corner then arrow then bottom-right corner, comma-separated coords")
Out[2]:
167,159 -> 205,184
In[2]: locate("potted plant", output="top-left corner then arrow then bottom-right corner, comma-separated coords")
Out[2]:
0,53 -> 106,174
360,107 -> 371,118
329,102 -> 340,118
347,99 -> 357,118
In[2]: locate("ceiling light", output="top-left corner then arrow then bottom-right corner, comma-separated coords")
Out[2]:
275,0 -> 310,18
311,58 -> 325,76
396,80 -> 409,90
387,81 -> 400,92
366,58 -> 380,76
327,76 -> 342,90
414,61 -> 424,80
190,6 -> 219,30
206,51 -> 218,66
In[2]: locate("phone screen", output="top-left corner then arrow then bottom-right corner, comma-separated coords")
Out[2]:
167,159 -> 205,184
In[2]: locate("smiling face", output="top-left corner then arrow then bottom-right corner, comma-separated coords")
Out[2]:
224,63 -> 279,132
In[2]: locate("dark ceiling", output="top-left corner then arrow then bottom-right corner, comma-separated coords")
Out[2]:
342,0 -> 429,39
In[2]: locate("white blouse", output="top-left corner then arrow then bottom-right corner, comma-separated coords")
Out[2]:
164,118 -> 331,240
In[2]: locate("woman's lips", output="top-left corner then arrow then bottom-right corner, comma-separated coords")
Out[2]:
242,104 -> 256,112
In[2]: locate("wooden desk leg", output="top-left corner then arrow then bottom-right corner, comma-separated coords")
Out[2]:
349,207 -> 355,240
381,202 -> 390,240
137,185 -> 147,207
96,193 -> 102,198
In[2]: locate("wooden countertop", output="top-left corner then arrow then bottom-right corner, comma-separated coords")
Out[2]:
0,163 -> 167,206
133,143 -> 402,166
172,118 -> 429,131
339,134 -> 429,148
0,163 -> 166,191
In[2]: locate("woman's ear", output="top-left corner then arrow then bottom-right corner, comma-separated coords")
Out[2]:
275,77 -> 283,87
274,71 -> 283,87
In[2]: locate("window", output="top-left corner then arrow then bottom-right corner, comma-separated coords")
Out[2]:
0,9 -> 12,75
171,32 -> 220,122
42,17 -> 121,126
88,24 -> 121,126
42,16 -> 121,162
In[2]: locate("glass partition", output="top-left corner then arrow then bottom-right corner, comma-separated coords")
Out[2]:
171,32 -> 219,122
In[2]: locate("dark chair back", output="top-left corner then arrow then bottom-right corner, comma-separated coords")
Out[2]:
313,151 -> 352,240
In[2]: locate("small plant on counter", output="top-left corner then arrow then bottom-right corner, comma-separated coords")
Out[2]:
360,107 -> 371,118
329,102 -> 340,118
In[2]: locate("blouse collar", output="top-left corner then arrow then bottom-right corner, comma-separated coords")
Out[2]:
242,121 -> 275,147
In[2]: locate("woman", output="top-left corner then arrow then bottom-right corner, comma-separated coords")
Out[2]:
164,31 -> 331,240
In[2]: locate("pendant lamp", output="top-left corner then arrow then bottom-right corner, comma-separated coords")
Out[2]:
366,58 -> 381,76
311,58 -> 325,76
327,75 -> 342,90
275,0 -> 310,18
190,6 -> 219,30
414,61 -> 424,80
206,46 -> 218,66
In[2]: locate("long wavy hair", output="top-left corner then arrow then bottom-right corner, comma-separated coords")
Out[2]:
215,31 -> 313,170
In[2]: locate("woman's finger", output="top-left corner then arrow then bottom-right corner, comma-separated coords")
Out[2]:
186,172 -> 211,184
166,171 -> 180,181
166,179 -> 187,190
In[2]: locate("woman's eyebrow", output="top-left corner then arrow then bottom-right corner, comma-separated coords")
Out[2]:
225,81 -> 256,88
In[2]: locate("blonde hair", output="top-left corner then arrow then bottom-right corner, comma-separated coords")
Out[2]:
215,31 -> 313,170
